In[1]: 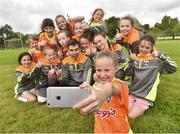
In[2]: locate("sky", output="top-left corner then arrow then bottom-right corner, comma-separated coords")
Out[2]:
0,0 -> 180,34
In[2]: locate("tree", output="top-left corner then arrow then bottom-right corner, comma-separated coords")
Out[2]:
142,24 -> 150,32
172,24 -> 180,36
0,24 -> 14,48
0,24 -> 27,49
105,16 -> 119,39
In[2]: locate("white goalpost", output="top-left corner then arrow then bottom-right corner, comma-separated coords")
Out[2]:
4,38 -> 23,49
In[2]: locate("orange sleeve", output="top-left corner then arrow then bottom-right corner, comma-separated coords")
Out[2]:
112,79 -> 129,110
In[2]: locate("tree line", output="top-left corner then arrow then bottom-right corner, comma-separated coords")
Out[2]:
0,15 -> 180,49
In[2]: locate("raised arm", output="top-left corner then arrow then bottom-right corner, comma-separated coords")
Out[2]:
73,82 -> 120,115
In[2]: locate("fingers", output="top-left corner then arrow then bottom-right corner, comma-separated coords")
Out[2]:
129,49 -> 132,54
80,101 -> 100,115
48,69 -> 55,77
36,61 -> 42,68
79,82 -> 90,89
73,95 -> 93,109
73,95 -> 99,115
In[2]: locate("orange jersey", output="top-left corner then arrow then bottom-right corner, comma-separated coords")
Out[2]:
40,57 -> 61,66
72,35 -> 80,41
16,62 -> 36,73
124,28 -> 141,45
102,43 -> 123,52
29,49 -> 44,63
39,31 -> 59,49
94,79 -> 131,133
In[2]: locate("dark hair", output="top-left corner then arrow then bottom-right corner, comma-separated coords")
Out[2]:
140,34 -> 155,46
41,18 -> 55,32
67,38 -> 81,48
18,52 -> 32,65
119,15 -> 135,27
95,51 -> 118,67
80,30 -> 94,42
55,15 -> 73,37
93,31 -> 111,50
90,8 -> 104,24
55,15 -> 67,24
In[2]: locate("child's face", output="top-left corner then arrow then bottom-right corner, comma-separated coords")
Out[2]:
139,40 -> 153,55
93,10 -> 103,22
58,32 -> 69,47
80,38 -> 91,49
119,19 -> 133,36
74,22 -> 84,36
95,57 -> 117,84
29,39 -> 38,48
93,35 -> 107,50
68,44 -> 80,59
45,49 -> 57,62
56,17 -> 67,30
43,26 -> 54,37
20,55 -> 32,68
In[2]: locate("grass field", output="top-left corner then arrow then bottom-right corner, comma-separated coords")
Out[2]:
0,40 -> 180,133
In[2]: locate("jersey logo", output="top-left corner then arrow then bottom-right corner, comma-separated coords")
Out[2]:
96,108 -> 116,118
144,61 -> 149,66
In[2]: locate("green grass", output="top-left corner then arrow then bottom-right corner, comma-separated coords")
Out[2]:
0,41 -> 180,133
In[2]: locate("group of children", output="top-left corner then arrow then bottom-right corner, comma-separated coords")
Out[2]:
14,8 -> 177,133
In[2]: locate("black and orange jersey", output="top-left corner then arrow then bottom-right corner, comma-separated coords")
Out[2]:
15,62 -> 41,95
124,52 -> 177,102
59,53 -> 93,86
38,58 -> 61,88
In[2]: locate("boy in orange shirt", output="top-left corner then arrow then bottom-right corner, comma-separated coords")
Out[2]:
73,51 -> 132,133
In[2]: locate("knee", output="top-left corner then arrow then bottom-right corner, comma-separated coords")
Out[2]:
128,109 -> 145,119
128,112 -> 139,119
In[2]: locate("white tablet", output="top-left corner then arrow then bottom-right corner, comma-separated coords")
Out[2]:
47,87 -> 91,108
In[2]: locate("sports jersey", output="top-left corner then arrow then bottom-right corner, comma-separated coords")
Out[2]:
15,62 -> 40,95
59,53 -> 92,86
94,79 -> 131,133
125,52 -> 177,102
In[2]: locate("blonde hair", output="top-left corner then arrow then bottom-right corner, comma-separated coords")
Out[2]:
95,51 -> 118,67
43,46 -> 57,55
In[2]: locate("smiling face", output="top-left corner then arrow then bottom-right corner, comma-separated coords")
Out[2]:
93,34 -> 107,50
58,32 -> 69,47
95,57 -> 117,84
43,26 -> 54,38
20,55 -> 32,69
93,9 -> 104,23
139,40 -> 153,55
74,22 -> 84,36
44,49 -> 57,62
80,38 -> 91,49
29,39 -> 38,48
56,16 -> 67,30
119,19 -> 133,36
